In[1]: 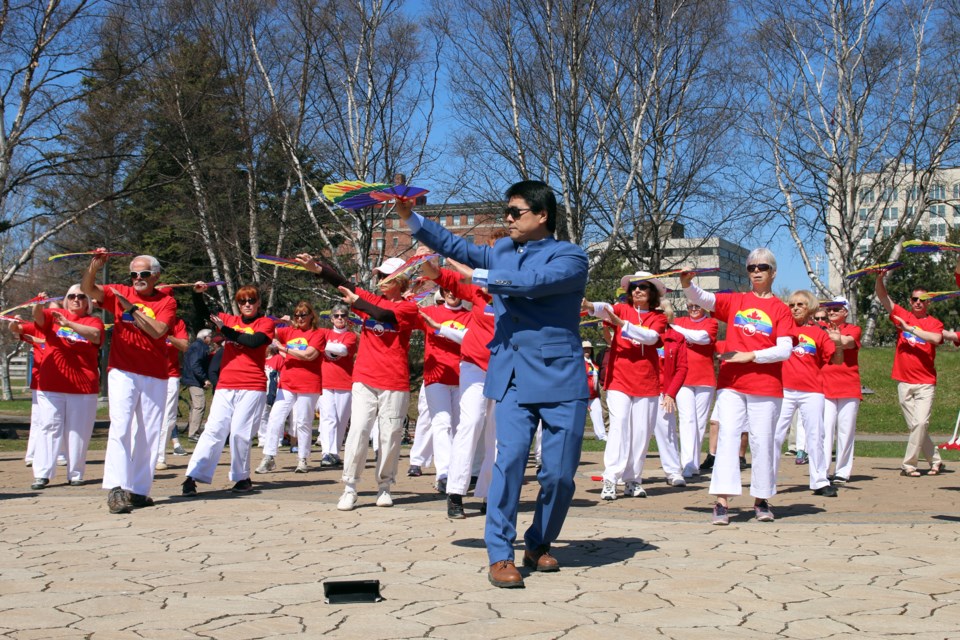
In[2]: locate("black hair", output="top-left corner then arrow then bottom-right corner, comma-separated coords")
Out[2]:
505,180 -> 557,233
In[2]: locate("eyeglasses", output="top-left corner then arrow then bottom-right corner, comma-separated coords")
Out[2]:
687,304 -> 702,310
294,312 -> 311,318
746,264 -> 772,273
331,313 -> 348,318
813,315 -> 827,321
503,206 -> 537,220
130,270 -> 153,279
237,298 -> 258,305
910,297 -> 927,303
788,302 -> 806,308
826,308 -> 844,314
631,283 -> 653,291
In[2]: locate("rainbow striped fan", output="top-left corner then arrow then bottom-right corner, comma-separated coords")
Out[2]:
0,295 -> 65,316
845,261 -> 903,280
255,254 -> 310,271
379,254 -> 439,286
322,180 -> 428,210
917,290 -> 960,303
157,281 -> 225,290
901,240 -> 960,254
48,250 -> 133,262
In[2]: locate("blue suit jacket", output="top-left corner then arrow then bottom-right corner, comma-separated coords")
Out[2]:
414,218 -> 589,405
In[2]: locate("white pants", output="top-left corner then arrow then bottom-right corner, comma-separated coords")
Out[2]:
34,391 -> 97,482
316,388 -> 351,457
589,397 -> 606,440
654,397 -> 683,478
263,389 -> 320,458
447,361 -> 496,497
101,368 -> 168,496
408,383 -> 433,467
342,383 -> 409,488
185,389 -> 266,483
774,389 -> 829,490
156,376 -> 181,463
824,398 -> 859,480
424,383 -> 459,479
603,391 -> 658,485
676,385 -> 715,476
709,389 -> 781,499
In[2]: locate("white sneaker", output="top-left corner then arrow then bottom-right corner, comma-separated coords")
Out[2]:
24,458 -> 32,467
337,490 -> 358,511
601,480 -> 617,500
255,456 -> 275,474
624,481 -> 647,498
155,461 -> 168,471
376,489 -> 393,507
294,459 -> 308,473
56,455 -> 67,466
668,475 -> 687,487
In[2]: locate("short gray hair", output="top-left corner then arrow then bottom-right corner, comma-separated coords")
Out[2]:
131,255 -> 161,274
746,248 -> 776,272
331,303 -> 350,315
197,329 -> 212,341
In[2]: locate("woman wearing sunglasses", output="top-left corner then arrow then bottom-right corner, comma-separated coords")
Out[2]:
25,285 -> 104,490
680,250 -> 794,525
772,290 -> 838,498
315,303 -> 357,468
182,285 -> 275,496
256,301 -> 326,474
295,254 -> 419,511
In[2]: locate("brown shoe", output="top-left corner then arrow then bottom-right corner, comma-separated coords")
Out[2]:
522,546 -> 559,572
488,560 -> 524,588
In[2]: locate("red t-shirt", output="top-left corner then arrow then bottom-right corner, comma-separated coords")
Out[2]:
18,322 -> 46,391
165,318 -> 188,378
713,292 -> 794,397
102,284 -> 177,379
782,322 -> 836,394
351,289 -> 419,392
822,322 -> 862,399
605,305 -> 667,397
436,268 -> 494,371
36,309 -> 103,395
417,303 -> 468,386
216,314 -> 276,391
672,315 -> 718,387
322,328 -> 357,391
276,326 -> 325,393
890,304 -> 943,384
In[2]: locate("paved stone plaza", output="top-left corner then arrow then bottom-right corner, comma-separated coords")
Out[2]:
1,448 -> 958,639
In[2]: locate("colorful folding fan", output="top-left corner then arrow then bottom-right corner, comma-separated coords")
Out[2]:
845,261 -> 903,280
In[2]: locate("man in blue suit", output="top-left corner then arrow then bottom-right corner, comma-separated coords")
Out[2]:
396,180 -> 589,588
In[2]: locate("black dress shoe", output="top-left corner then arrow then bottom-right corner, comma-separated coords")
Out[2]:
447,494 -> 465,519
813,485 -> 838,497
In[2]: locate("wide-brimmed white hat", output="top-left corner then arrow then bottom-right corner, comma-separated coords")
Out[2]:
581,340 -> 593,349
620,271 -> 666,297
373,257 -> 407,276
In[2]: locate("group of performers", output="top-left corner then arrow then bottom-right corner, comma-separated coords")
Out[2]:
10,221 -> 953,537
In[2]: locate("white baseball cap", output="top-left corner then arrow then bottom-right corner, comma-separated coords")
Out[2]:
374,257 -> 407,276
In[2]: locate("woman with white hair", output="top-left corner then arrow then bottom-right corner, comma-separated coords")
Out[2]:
315,303 -> 357,467
772,290 -> 837,497
26,284 -> 104,489
680,248 -> 793,525
582,271 -> 668,500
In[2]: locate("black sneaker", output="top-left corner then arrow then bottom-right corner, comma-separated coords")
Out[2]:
469,475 -> 478,491
813,485 -> 838,497
31,478 -> 49,490
188,434 -> 200,443
739,456 -> 749,470
436,477 -> 447,494
407,465 -> 422,477
447,494 -> 465,519
107,486 -> 133,514
231,478 -> 254,493
129,493 -> 155,508
181,476 -> 198,497
699,454 -> 715,472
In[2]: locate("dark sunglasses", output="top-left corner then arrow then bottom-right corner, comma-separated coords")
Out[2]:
66,293 -> 87,301
237,298 -> 258,305
294,312 -> 311,318
746,264 -> 772,273
503,205 -> 537,219
331,313 -> 348,318
130,270 -> 153,279
826,308 -> 843,313
788,302 -> 806,308
814,315 -> 827,321
910,297 -> 926,303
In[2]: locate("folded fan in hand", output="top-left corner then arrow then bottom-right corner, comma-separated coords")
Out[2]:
0,295 -> 65,316
845,261 -> 903,280
902,240 -> 960,254
917,290 -> 960,302
255,254 -> 310,271
157,281 -> 225,289
48,250 -> 134,262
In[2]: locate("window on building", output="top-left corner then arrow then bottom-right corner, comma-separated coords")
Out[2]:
392,237 -> 399,248
467,214 -> 475,225
931,220 -> 947,239
931,184 -> 946,200
881,224 -> 896,239
954,183 -> 960,200
882,187 -> 898,201
906,206 -> 915,218
859,188 -> 874,204
882,207 -> 899,220
929,203 -> 947,218
866,226 -> 876,239
858,208 -> 869,221
376,239 -> 384,250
